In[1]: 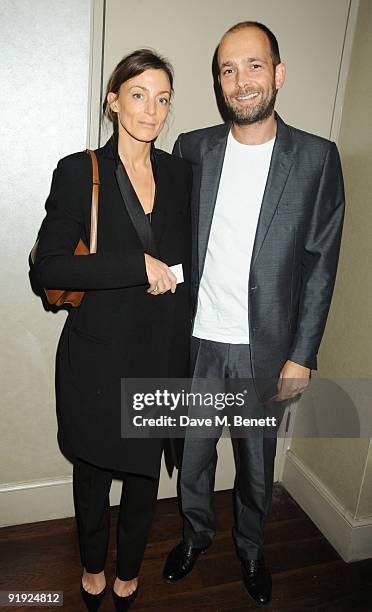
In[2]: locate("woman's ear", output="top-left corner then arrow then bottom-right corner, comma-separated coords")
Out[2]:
107,91 -> 118,112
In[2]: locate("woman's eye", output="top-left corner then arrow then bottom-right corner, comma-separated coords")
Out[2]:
158,97 -> 169,105
133,92 -> 144,100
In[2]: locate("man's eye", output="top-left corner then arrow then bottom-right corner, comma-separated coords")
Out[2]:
251,64 -> 262,70
222,68 -> 233,76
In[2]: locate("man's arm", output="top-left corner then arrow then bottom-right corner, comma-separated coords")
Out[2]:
278,142 -> 345,399
288,142 -> 345,367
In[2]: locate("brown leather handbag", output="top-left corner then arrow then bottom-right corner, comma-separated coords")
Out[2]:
30,149 -> 100,307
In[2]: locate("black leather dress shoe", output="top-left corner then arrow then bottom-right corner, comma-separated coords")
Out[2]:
240,557 -> 272,607
163,541 -> 210,583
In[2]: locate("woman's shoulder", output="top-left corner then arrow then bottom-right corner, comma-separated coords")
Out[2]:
52,151 -> 92,188
55,150 -> 91,174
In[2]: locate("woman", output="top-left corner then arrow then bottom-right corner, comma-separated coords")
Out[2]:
33,49 -> 191,610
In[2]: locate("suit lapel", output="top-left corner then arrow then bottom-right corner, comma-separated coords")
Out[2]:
198,124 -> 230,278
250,114 -> 294,269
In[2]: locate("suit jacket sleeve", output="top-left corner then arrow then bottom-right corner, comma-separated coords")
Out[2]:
33,156 -> 148,290
288,142 -> 345,369
172,134 -> 184,159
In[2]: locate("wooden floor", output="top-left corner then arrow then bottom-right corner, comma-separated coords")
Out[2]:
1,485 -> 372,611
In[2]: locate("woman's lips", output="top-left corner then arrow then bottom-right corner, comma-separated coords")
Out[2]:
139,121 -> 156,128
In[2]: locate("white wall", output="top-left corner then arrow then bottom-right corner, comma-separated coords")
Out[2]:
0,0 -> 90,522
98,0 -> 354,502
0,0 -> 360,526
99,0 -> 351,149
282,0 -> 372,562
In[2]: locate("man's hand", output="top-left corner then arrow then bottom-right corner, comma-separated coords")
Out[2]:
276,360 -> 311,401
145,253 -> 177,295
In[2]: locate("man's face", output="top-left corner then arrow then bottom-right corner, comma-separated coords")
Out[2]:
218,27 -> 284,125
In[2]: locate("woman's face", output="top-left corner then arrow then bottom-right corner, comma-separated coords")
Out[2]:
107,68 -> 171,143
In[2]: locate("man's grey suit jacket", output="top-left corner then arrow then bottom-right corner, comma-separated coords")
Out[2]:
173,113 -> 345,401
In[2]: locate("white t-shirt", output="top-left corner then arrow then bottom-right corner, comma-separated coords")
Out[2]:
193,130 -> 275,344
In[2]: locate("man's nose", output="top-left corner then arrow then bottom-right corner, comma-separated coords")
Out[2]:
236,68 -> 248,90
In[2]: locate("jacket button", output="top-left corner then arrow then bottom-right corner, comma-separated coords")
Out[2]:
250,286 -> 257,291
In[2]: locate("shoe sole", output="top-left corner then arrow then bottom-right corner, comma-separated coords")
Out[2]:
162,548 -> 209,584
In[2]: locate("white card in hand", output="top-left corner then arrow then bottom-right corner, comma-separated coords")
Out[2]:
169,263 -> 184,284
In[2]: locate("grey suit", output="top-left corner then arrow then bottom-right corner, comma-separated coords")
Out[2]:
173,113 -> 345,558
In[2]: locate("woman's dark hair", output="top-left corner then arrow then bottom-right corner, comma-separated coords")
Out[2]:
102,48 -> 174,129
223,21 -> 281,67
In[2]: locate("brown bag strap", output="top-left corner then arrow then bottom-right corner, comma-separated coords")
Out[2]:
86,149 -> 100,253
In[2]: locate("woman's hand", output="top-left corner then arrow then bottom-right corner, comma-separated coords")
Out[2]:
144,254 -> 177,295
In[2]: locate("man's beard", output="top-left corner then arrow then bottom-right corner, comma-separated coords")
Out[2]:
223,84 -> 277,125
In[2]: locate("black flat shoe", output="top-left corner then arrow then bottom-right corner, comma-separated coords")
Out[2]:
112,585 -> 139,611
241,556 -> 272,607
80,582 -> 107,611
163,540 -> 210,583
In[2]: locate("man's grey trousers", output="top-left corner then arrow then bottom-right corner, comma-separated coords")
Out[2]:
179,337 -> 282,560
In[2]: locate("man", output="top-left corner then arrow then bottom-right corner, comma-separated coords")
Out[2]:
163,21 -> 345,606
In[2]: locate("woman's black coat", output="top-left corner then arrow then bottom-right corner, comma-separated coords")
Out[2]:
34,135 -> 191,478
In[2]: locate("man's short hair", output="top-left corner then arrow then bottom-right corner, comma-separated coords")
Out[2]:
222,21 -> 281,67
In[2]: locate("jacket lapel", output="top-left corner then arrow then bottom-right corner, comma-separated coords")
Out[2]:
198,123 -> 230,278
250,114 -> 294,268
115,162 -> 159,258
106,133 -> 160,258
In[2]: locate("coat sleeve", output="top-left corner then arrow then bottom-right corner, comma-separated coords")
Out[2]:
33,156 -> 148,290
288,142 -> 345,369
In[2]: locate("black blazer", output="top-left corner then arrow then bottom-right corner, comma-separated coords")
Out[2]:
173,114 -> 345,401
33,135 -> 192,476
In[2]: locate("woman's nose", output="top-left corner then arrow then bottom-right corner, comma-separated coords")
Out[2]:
145,99 -> 156,115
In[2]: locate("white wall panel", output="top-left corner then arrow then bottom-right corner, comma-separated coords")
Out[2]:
0,0 -> 91,487
99,0 -> 351,150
